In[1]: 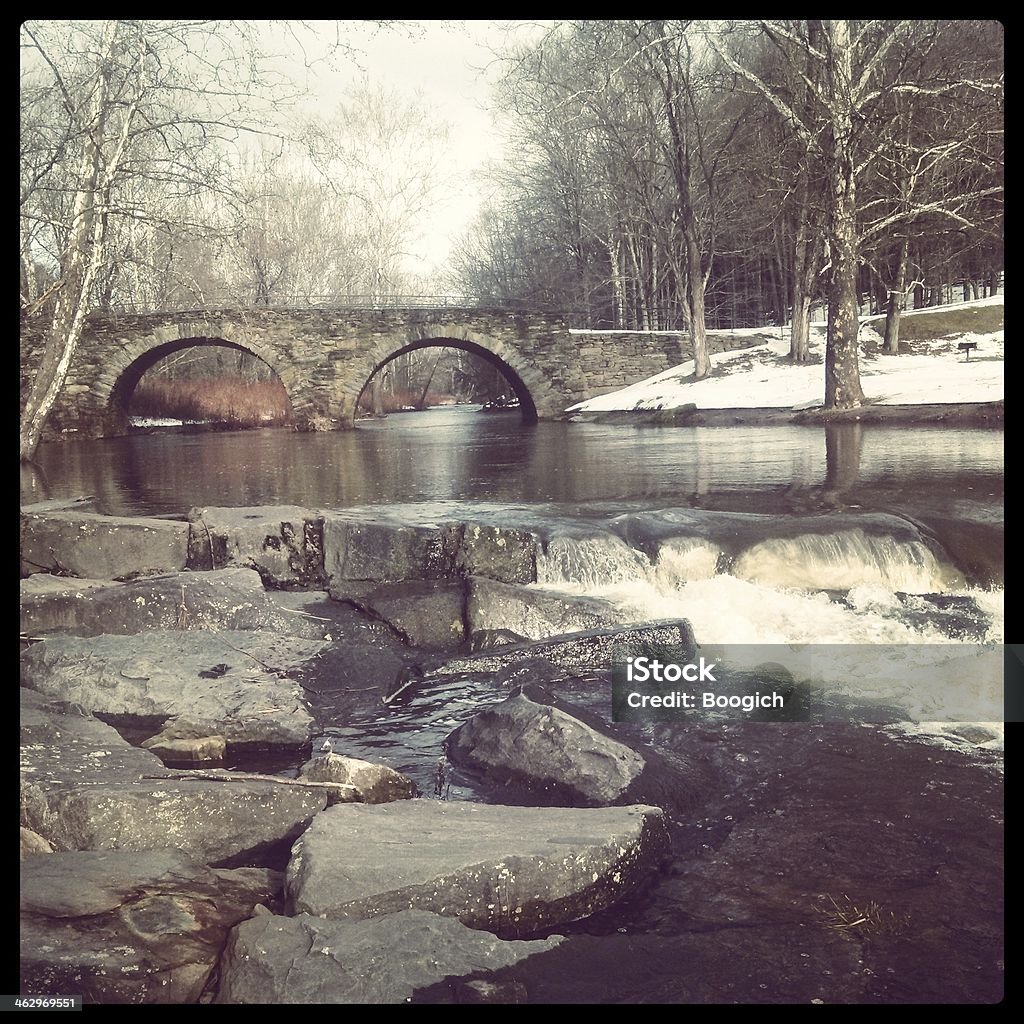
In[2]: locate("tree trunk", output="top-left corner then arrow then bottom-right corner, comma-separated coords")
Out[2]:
790,183 -> 815,362
686,232 -> 711,379
20,21 -> 120,459
882,235 -> 908,355
822,20 -> 865,410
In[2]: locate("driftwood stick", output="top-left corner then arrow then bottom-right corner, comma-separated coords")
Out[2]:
142,770 -> 357,792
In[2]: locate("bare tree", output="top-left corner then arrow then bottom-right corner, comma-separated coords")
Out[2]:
19,20 -> 306,459
708,19 -> 1002,407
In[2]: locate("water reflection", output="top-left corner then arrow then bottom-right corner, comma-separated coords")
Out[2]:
824,422 -> 864,494
28,407 -> 1002,525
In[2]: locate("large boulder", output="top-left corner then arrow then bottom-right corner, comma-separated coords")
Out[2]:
20,848 -> 278,1004
20,568 -> 332,640
447,690 -> 644,805
215,909 -> 561,1004
466,577 -> 620,642
187,505 -> 326,587
20,510 -> 189,580
298,753 -> 417,805
286,799 -> 670,938
20,691 -> 327,865
329,579 -> 467,651
20,630 -> 322,751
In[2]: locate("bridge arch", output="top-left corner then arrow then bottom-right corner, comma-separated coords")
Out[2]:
340,323 -> 557,427
107,335 -> 293,432
99,323 -> 297,435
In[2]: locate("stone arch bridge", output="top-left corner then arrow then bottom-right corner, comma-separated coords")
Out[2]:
20,306 -> 698,440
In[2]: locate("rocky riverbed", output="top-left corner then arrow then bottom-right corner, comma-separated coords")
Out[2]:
19,500 -> 1003,1004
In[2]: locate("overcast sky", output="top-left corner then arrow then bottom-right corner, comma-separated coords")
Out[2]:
290,20 -> 550,283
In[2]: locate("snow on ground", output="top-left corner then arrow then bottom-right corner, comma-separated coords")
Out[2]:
569,296 -> 1003,412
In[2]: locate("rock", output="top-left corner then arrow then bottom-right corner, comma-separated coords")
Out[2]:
20,849 -> 275,1003
20,567 -> 331,639
456,523 -> 538,583
215,910 -> 561,1004
20,630 -> 322,751
187,505 -> 326,587
20,496 -> 99,515
20,826 -> 54,860
141,733 -> 227,763
322,514 -> 542,591
323,518 -> 458,584
20,510 -> 188,580
447,690 -> 644,805
466,577 -> 619,642
286,800 -> 670,938
329,579 -> 467,651
19,575 -> 120,635
20,690 -> 327,865
298,753 -> 417,805
415,620 -> 697,689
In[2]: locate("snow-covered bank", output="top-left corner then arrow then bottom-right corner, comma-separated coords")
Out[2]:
570,296 -> 1003,413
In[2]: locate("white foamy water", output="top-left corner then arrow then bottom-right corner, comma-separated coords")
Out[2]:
732,529 -> 965,594
536,552 -> 1007,745
537,535 -> 653,588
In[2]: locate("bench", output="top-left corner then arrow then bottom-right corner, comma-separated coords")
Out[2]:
957,341 -> 978,361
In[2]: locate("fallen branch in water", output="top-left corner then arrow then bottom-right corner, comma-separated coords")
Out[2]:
142,769 -> 357,793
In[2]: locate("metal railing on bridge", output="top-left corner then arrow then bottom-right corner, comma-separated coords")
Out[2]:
101,294 -> 575,315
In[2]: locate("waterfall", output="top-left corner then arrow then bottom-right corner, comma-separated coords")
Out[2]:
732,529 -> 965,594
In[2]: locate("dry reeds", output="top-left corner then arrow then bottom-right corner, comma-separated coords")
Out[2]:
132,376 -> 290,427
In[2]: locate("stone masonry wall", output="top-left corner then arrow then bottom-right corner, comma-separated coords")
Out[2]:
20,309 -> 763,441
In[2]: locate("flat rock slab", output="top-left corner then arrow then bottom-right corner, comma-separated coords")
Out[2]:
287,800 -> 670,938
187,506 -> 326,587
21,629 -> 323,750
20,567 -> 331,639
21,849 -> 277,1004
20,691 -> 327,865
20,510 -> 188,580
467,578 -> 620,642
447,691 -> 645,806
216,909 -> 560,1004
417,620 -> 697,687
323,515 -> 539,588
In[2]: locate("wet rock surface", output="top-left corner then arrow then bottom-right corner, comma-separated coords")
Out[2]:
187,505 -> 326,587
466,577 -> 619,642
20,691 -> 328,865
20,509 -> 189,580
20,567 -> 331,639
20,849 -> 279,1004
286,800 -> 671,938
215,909 -> 561,1004
412,620 -> 697,690
447,688 -> 645,805
21,629 -> 323,751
